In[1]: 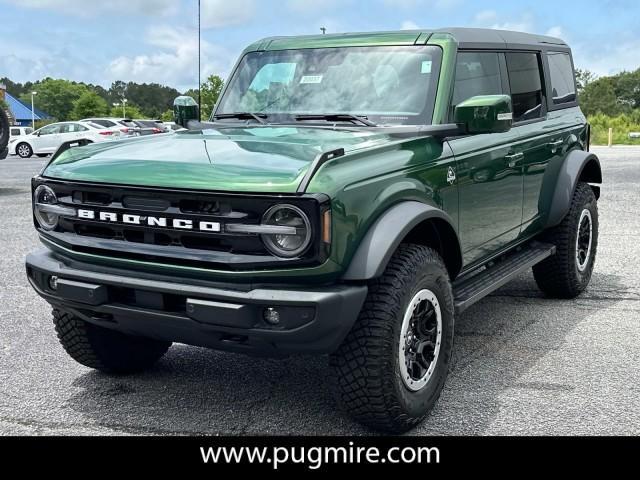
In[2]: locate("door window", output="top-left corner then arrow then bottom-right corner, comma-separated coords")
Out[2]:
11,128 -> 21,136
547,52 -> 576,105
38,124 -> 61,135
505,52 -> 544,122
451,52 -> 503,112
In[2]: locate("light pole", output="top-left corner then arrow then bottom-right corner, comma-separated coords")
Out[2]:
31,91 -> 37,129
122,98 -> 127,117
198,0 -> 201,121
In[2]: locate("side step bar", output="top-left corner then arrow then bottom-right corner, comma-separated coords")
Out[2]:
453,242 -> 556,314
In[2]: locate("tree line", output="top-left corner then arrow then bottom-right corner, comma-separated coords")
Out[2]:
1,75 -> 224,124
576,68 -> 640,144
3,67 -> 640,143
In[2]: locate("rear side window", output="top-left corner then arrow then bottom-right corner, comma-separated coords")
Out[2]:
90,119 -> 114,127
451,52 -> 503,110
505,52 -> 544,122
547,52 -> 576,105
11,128 -> 20,136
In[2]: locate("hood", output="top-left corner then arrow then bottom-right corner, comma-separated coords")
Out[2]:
43,126 -> 399,193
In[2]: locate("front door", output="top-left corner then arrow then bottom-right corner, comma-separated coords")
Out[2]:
33,123 -> 62,153
447,51 -> 523,266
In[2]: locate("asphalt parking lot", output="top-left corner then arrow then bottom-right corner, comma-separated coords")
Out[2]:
1,146 -> 638,435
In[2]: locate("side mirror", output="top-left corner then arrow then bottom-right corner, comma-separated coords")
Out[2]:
173,96 -> 200,128
454,95 -> 513,134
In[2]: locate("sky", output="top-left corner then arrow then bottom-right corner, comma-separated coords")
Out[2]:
1,0 -> 639,92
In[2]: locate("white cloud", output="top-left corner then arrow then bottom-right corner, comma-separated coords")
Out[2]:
107,25 -> 234,91
573,38 -> 640,76
401,20 -> 420,30
473,10 -> 534,33
201,0 -> 256,28
287,0 -> 346,13
382,0 -> 460,8
0,40 -> 96,85
3,0 -> 177,17
545,26 -> 564,38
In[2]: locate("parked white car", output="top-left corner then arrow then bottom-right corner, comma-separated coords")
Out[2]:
81,117 -> 139,137
9,121 -> 119,158
9,126 -> 34,139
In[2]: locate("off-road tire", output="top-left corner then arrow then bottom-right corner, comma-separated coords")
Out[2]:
0,109 -> 9,151
52,309 -> 171,374
533,182 -> 598,298
330,244 -> 454,433
16,142 -> 32,158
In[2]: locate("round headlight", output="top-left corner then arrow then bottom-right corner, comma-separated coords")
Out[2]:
34,185 -> 59,231
261,204 -> 312,258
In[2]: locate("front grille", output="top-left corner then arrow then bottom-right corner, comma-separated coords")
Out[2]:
34,178 -> 329,270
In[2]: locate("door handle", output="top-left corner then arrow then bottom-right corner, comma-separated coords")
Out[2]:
505,152 -> 524,168
548,139 -> 564,152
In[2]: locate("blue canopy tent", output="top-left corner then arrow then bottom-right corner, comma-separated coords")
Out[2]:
4,91 -> 52,127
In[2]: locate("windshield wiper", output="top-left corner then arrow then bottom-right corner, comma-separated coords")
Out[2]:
213,112 -> 267,124
295,114 -> 377,127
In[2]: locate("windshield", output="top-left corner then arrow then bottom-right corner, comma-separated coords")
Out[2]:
216,45 -> 442,126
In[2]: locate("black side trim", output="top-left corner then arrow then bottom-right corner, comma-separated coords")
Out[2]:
342,201 -> 462,281
296,148 -> 345,193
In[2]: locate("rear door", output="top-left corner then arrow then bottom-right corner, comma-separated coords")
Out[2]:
503,51 -> 560,236
447,51 -> 523,266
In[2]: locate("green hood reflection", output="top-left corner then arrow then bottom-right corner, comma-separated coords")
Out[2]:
43,126 -> 396,193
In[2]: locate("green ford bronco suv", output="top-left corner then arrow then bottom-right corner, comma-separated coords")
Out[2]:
26,28 -> 601,432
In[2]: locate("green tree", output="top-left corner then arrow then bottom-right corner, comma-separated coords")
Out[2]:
184,74 -> 224,119
70,91 -> 108,120
580,77 -> 619,116
160,109 -> 174,122
19,78 -> 89,121
613,68 -> 640,109
109,103 -> 144,119
575,69 -> 596,94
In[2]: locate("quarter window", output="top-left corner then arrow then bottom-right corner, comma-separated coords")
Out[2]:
547,52 -> 576,105
505,52 -> 544,122
11,128 -> 20,136
451,52 -> 503,111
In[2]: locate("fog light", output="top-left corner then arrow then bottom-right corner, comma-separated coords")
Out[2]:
263,307 -> 280,325
49,276 -> 58,290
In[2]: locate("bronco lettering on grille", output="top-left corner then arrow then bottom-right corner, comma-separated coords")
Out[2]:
76,209 -> 221,232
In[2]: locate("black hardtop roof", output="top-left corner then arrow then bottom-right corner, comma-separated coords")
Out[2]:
432,27 -> 568,49
250,27 -> 569,52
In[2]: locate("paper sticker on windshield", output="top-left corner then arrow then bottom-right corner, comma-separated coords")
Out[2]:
300,75 -> 323,84
421,61 -> 432,74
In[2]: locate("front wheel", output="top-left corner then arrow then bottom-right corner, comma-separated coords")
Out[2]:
16,142 -> 33,158
533,182 -> 598,298
330,244 -> 454,433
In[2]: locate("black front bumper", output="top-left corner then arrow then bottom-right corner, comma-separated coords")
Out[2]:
26,249 -> 367,356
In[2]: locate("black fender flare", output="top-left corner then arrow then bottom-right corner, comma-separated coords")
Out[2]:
0,108 -> 9,154
543,150 -> 602,228
342,201 -> 462,281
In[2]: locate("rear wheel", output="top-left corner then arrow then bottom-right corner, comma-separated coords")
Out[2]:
330,244 -> 454,433
16,142 -> 33,158
533,182 -> 598,298
53,309 -> 171,374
